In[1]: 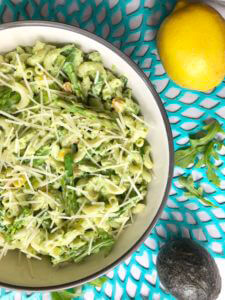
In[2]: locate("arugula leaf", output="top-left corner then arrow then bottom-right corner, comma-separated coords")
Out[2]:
203,141 -> 221,186
175,120 -> 224,186
33,145 -> 50,167
89,276 -> 108,288
51,291 -> 72,300
52,230 -> 114,265
5,207 -> 31,241
0,208 -> 6,233
179,176 -> 217,207
175,147 -> 199,168
50,276 -> 108,300
92,75 -> 104,96
74,232 -> 114,263
190,121 -> 224,148
120,75 -> 128,87
0,86 -> 20,112
68,104 -> 99,120
51,287 -> 82,300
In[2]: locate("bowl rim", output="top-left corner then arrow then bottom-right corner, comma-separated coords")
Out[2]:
0,20 -> 174,292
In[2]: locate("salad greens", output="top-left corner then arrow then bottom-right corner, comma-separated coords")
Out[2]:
51,287 -> 82,300
175,120 -> 224,186
51,276 -> 108,300
178,175 -> 217,207
0,86 -> 20,112
0,41 -> 152,264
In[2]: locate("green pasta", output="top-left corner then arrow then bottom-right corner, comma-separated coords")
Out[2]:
0,41 -> 153,265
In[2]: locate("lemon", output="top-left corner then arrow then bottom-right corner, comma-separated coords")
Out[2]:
157,0 -> 225,91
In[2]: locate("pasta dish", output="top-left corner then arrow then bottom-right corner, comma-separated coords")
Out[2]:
0,42 -> 152,265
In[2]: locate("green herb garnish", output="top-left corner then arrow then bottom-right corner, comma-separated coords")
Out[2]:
89,276 -> 108,288
0,86 -> 20,112
52,230 -> 114,265
175,120 -> 224,186
51,276 -> 108,300
179,175 -> 217,207
51,288 -> 82,300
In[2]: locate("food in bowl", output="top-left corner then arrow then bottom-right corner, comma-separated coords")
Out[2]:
0,41 -> 152,265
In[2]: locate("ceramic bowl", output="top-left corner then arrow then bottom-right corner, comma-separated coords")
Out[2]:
0,21 -> 173,291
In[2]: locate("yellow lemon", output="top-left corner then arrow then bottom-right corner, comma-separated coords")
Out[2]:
157,0 -> 225,91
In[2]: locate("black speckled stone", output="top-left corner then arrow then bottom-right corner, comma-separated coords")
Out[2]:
156,239 -> 221,300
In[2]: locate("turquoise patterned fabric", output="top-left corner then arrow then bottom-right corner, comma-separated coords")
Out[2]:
0,0 -> 224,299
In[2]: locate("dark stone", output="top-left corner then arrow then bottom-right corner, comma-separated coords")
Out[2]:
156,238 -> 221,300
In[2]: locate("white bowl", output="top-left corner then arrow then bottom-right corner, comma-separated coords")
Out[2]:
0,21 -> 173,291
